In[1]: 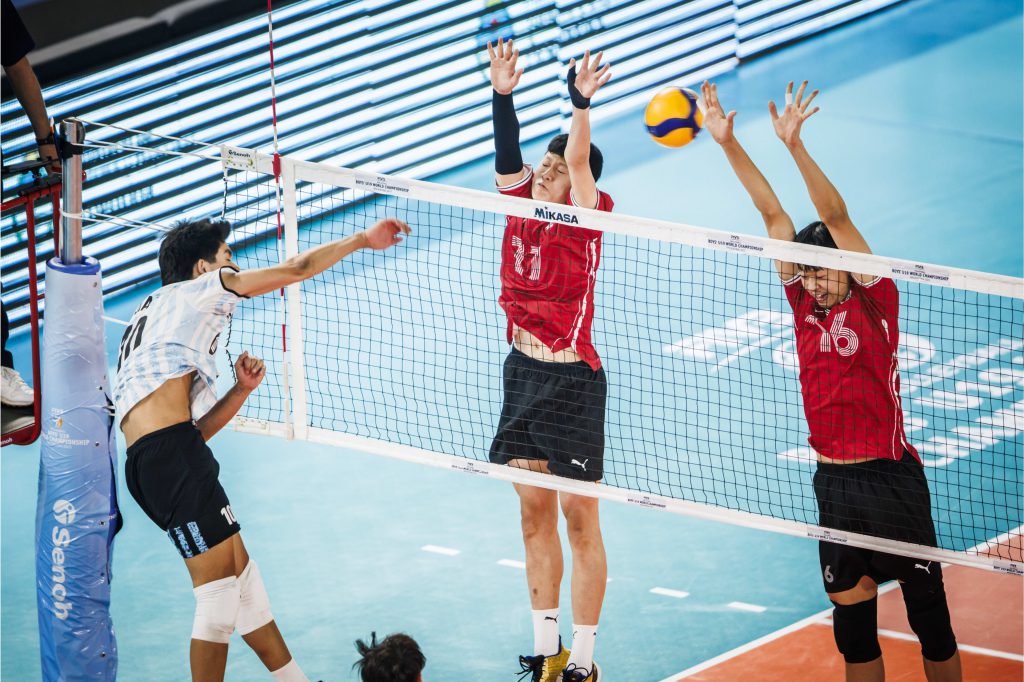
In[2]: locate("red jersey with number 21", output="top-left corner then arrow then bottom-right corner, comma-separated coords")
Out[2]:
497,166 -> 613,371
784,275 -> 919,462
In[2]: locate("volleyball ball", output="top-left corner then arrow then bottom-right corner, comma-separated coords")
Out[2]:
644,87 -> 704,148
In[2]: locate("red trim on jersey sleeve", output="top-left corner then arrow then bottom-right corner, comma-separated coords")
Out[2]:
496,166 -> 533,197
783,275 -> 811,315
568,188 -> 613,240
568,188 -> 614,212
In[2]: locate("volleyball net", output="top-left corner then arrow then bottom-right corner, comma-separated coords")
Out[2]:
59,119 -> 1021,574
212,147 -> 1023,575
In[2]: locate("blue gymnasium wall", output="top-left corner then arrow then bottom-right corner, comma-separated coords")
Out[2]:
0,0 -> 905,330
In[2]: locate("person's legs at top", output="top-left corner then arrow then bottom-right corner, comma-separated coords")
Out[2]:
1,299 -> 34,407
2,299 -> 12,369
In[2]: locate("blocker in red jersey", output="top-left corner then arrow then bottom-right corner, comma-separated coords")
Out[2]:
484,37 -> 610,682
703,78 -> 962,681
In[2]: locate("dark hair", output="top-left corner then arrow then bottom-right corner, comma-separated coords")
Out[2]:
353,632 -> 425,682
793,221 -> 837,249
546,133 -> 603,181
158,219 -> 231,285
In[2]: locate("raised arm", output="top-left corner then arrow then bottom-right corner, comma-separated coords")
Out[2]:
3,57 -> 59,173
221,218 -> 410,298
488,38 -> 526,187
702,81 -> 795,279
771,81 -> 876,283
564,50 -> 611,209
770,81 -> 872,252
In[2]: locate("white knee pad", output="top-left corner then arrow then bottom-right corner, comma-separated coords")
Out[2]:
236,560 -> 274,636
192,576 -> 241,644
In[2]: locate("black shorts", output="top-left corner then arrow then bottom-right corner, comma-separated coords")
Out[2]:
489,347 -> 607,482
814,452 -> 943,594
125,421 -> 240,559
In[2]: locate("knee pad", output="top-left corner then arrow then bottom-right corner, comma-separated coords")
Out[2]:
192,576 -> 240,643
902,579 -> 957,662
236,560 -> 274,636
831,597 -> 881,664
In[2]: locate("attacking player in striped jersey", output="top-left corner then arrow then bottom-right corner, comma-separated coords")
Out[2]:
113,216 -> 410,682
486,38 -> 611,682
702,79 -> 961,681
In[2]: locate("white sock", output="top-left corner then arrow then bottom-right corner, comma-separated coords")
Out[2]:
532,608 -> 561,656
271,659 -> 309,682
567,624 -> 597,671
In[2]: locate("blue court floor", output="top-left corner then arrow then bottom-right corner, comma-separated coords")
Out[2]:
2,1 -> 1022,680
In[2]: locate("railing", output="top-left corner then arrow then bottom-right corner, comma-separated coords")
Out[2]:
0,170 -> 60,447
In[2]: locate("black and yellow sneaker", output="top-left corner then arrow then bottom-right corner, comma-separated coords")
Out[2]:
517,638 -> 571,682
561,661 -> 600,682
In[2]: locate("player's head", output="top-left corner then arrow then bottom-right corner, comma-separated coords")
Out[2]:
353,632 -> 425,682
533,133 -> 603,205
793,221 -> 849,308
158,219 -> 234,285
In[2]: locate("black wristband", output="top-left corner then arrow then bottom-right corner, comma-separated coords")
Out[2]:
567,66 -> 590,109
492,90 -> 524,175
36,132 -> 55,145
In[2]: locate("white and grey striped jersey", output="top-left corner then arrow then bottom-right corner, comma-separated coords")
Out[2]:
112,267 -> 244,423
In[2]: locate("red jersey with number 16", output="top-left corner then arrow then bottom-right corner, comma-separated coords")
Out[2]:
497,166 -> 613,371
784,275 -> 920,462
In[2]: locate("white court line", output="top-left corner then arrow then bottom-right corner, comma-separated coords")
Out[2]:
662,608 -> 832,681
498,559 -> 526,569
420,545 -> 459,556
665,527 -> 1024,681
875,628 -> 1024,662
664,582 -> 903,681
650,587 -> 690,599
967,523 -> 1024,556
727,601 -> 767,613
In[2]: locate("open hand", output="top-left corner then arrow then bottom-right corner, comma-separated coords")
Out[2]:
701,80 -> 735,145
363,218 -> 411,250
569,50 -> 612,99
234,351 -> 266,391
769,80 -> 819,148
487,37 -> 523,95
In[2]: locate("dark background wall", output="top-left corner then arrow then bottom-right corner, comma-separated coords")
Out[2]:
6,0 -> 300,88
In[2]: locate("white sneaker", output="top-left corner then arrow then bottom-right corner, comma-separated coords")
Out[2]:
1,366 -> 34,406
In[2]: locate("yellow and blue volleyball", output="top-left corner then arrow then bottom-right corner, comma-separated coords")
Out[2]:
645,86 -> 704,148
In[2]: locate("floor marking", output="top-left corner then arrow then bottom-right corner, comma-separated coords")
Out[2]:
421,544 -> 460,556
967,523 -> 1024,557
665,582 -> 903,681
498,559 -> 526,569
875,628 -> 1024,662
650,587 -> 690,599
727,601 -> 767,613
666,525 -> 1024,681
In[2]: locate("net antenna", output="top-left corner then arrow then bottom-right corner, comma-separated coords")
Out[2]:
261,0 -> 295,438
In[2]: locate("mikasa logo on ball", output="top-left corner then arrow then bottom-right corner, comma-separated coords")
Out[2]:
534,206 -> 579,225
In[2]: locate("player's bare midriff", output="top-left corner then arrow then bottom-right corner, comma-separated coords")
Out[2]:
817,452 -> 881,465
513,325 -> 583,364
120,373 -> 194,447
